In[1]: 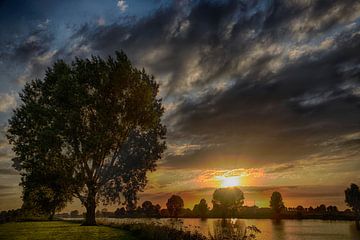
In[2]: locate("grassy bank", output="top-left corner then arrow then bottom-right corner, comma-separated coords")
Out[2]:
0,221 -> 136,240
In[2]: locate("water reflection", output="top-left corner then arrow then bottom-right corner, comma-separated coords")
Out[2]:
209,219 -> 260,240
271,219 -> 285,240
349,223 -> 360,240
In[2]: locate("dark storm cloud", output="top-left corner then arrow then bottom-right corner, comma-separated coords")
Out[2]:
164,30 -> 360,168
2,0 -> 360,172
64,0 -> 251,92
11,28 -> 54,64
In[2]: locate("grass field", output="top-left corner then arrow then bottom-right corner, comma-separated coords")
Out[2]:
0,221 -> 136,240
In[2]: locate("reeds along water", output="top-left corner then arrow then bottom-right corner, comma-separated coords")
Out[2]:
209,219 -> 261,240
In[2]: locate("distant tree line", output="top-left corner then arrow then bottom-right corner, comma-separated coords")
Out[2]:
3,184 -> 360,226
54,185 -> 359,222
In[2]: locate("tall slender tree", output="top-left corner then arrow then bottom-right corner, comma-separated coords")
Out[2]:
270,191 -> 285,220
7,51 -> 166,225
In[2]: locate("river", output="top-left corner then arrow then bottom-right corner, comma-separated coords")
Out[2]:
94,218 -> 360,240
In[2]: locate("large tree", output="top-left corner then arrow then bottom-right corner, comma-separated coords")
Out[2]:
212,187 -> 244,218
270,191 -> 285,220
166,195 -> 184,218
7,51 -> 166,225
345,183 -> 360,229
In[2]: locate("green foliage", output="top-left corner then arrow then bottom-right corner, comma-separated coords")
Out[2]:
212,188 -> 244,217
270,191 -> 285,215
0,221 -> 135,240
7,51 -> 166,225
166,195 -> 184,218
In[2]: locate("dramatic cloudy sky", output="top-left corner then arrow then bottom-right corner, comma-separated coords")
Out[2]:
1,0 -> 360,211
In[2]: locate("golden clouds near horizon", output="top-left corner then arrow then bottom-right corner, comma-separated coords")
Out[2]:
215,175 -> 242,188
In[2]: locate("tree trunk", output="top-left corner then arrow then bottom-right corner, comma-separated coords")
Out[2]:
82,187 -> 97,226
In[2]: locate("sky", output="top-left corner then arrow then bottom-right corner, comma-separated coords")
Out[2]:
1,0 -> 360,211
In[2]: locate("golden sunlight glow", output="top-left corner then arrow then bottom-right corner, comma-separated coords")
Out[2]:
216,176 -> 241,188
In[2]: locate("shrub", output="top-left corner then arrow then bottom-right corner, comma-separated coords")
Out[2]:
103,222 -> 207,240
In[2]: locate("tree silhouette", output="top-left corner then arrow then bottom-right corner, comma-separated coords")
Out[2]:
141,201 -> 161,217
193,199 -> 209,219
212,187 -> 244,218
270,191 -> 284,220
114,207 -> 126,217
7,51 -> 166,225
166,195 -> 184,218
70,210 -> 79,218
345,183 -> 360,229
315,204 -> 327,213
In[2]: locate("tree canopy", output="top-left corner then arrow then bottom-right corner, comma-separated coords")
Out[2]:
212,187 -> 244,217
193,199 -> 209,219
141,201 -> 161,217
166,195 -> 184,218
345,183 -> 360,229
7,51 -> 166,225
270,191 -> 285,219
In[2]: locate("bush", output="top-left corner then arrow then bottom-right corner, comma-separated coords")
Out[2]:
0,208 -> 48,224
103,222 -> 207,240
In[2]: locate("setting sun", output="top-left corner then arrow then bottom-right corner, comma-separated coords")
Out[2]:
216,176 -> 241,188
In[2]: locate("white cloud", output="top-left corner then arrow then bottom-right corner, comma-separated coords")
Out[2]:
0,93 -> 17,113
16,50 -> 58,85
117,0 -> 128,13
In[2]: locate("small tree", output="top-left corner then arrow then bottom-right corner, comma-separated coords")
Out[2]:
270,191 -> 284,220
212,187 -> 244,218
345,183 -> 360,229
166,195 -> 184,218
193,199 -> 209,219
21,168 -> 72,220
141,201 -> 160,217
7,51 -> 166,225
